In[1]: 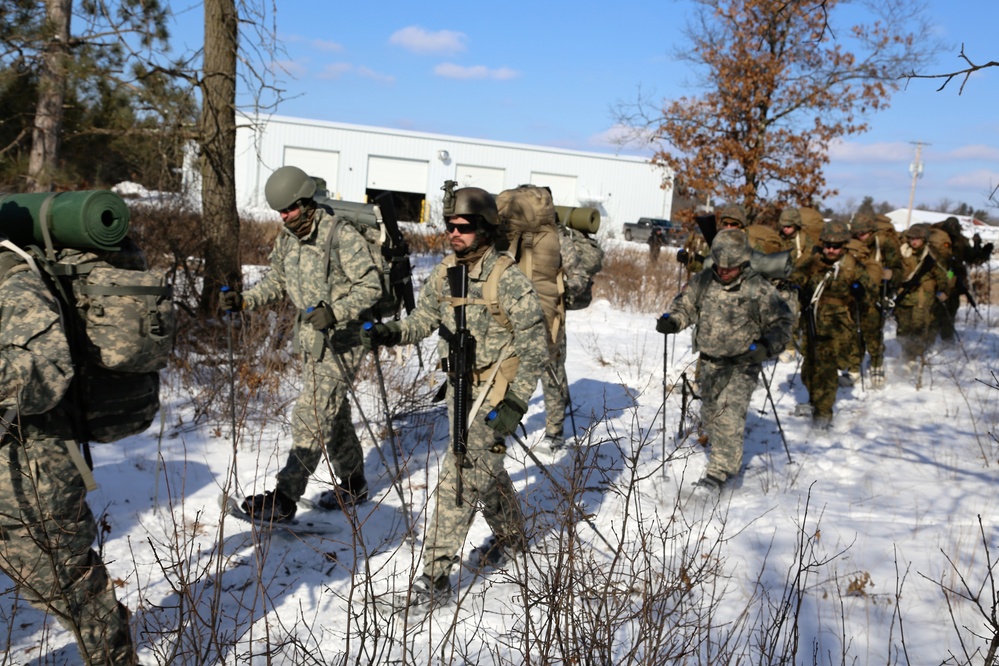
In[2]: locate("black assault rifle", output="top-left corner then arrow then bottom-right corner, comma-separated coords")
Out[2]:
440,264 -> 475,507
885,254 -> 937,317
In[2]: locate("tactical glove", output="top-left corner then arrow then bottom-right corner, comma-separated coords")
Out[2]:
744,339 -> 772,365
656,313 -> 682,335
360,321 -> 402,351
675,248 -> 689,265
485,395 -> 528,437
219,288 -> 243,313
849,282 -> 865,300
303,302 -> 336,331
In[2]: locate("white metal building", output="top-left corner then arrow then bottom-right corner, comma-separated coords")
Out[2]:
228,114 -> 672,235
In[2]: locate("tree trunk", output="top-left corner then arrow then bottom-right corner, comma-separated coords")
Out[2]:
26,0 -> 72,192
198,0 -> 241,314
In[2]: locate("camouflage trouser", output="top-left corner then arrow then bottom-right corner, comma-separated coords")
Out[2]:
841,303 -> 884,372
0,437 -> 136,666
423,383 -> 526,582
540,326 -> 568,440
803,315 -> 852,419
277,346 -> 365,501
894,293 -> 936,362
699,357 -> 761,481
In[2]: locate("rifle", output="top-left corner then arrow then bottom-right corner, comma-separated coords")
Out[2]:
693,212 -> 718,247
886,253 -> 937,316
372,191 -> 416,315
441,264 -> 475,507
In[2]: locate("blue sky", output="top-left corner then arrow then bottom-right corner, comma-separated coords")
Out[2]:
169,0 -> 998,214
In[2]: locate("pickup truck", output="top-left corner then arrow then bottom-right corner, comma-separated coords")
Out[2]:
622,217 -> 685,245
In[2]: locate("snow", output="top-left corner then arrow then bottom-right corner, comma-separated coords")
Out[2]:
4,246 -> 999,665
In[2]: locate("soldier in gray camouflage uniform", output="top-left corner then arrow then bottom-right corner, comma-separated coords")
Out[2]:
361,186 -> 548,604
657,229 -> 793,496
220,166 -> 382,521
0,241 -> 137,665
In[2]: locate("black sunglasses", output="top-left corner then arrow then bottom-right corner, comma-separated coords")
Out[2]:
279,201 -> 301,215
445,221 -> 475,234
823,242 -> 845,250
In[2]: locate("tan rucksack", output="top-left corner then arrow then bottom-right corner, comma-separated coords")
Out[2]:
746,224 -> 783,254
496,185 -> 563,347
798,207 -> 824,250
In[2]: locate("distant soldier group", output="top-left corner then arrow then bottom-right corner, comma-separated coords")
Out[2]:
661,204 -> 993,496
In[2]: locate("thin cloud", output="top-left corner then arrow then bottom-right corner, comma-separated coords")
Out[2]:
944,144 -> 999,161
828,140 -> 913,163
357,66 -> 395,84
283,34 -> 344,53
589,124 -> 660,153
390,26 -> 466,54
946,168 -> 999,190
434,63 -> 519,80
274,59 -> 308,79
318,62 -> 352,80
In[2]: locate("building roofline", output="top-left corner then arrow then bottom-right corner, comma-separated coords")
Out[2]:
238,112 -> 660,167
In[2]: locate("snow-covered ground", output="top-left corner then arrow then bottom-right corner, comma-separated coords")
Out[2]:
4,243 -> 999,665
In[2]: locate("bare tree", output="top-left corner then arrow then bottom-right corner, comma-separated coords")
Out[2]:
614,0 -> 937,218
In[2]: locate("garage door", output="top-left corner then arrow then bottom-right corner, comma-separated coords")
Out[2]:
367,156 -> 429,194
284,147 -> 340,191
530,172 -> 578,206
456,165 -> 506,194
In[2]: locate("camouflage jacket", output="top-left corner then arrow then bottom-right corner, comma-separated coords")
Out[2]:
0,263 -> 73,416
558,226 -> 587,298
897,243 -> 948,306
792,252 -> 875,328
777,230 -> 815,268
668,267 -> 793,360
243,205 -> 382,355
398,247 -> 548,405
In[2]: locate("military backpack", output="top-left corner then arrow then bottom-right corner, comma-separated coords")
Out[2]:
0,237 -> 174,443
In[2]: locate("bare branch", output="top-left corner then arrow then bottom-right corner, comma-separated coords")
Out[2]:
904,43 -> 999,94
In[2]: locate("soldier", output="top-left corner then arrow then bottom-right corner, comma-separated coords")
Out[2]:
894,223 -> 948,368
648,227 -> 663,263
776,207 -> 814,266
656,229 -> 793,496
792,221 -> 875,428
847,212 -> 902,388
219,166 -> 382,521
360,186 -> 548,605
0,240 -> 138,665
934,216 -> 981,342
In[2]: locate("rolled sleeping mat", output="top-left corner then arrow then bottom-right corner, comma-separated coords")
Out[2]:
555,206 -> 600,234
0,190 -> 130,251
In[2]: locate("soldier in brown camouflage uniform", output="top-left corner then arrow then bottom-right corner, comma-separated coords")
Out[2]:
219,166 -> 383,521
895,223 -> 949,368
792,221 -> 875,428
0,240 -> 137,665
361,187 -> 549,605
657,229 -> 793,496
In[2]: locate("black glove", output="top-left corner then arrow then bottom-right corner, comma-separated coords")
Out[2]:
849,281 -> 864,300
744,339 -> 771,364
485,395 -> 528,437
656,313 -> 682,335
676,248 -> 689,265
219,288 -> 243,313
303,302 -> 336,331
360,321 -> 402,351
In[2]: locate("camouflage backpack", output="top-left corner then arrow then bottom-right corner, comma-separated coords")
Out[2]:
0,238 -> 174,443
556,206 -> 605,311
320,197 -> 415,321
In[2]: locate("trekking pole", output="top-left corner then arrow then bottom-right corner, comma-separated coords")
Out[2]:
362,321 -> 416,530
218,287 -> 242,503
755,354 -> 792,464
501,428 -> 615,552
312,319 -> 413,536
547,363 -> 579,444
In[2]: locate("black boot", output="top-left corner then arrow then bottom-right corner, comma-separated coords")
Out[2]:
241,489 -> 297,522
316,474 -> 368,511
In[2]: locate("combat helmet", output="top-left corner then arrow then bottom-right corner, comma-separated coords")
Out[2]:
939,216 -> 962,237
904,223 -> 931,240
851,212 -> 876,235
820,220 -> 851,244
710,228 -> 752,268
265,166 -> 317,211
779,207 -> 802,228
442,182 -> 498,226
718,203 -> 747,228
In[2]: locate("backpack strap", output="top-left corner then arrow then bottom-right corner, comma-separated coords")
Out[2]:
442,253 -> 516,332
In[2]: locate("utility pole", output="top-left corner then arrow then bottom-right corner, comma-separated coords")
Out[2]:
905,141 -> 928,229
